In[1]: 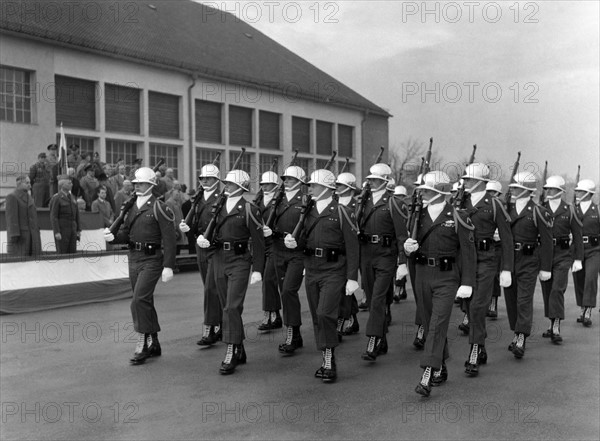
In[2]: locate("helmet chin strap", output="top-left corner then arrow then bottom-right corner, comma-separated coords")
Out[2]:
264,187 -> 277,195
202,180 -> 219,193
371,180 -> 387,192
576,192 -> 592,203
422,193 -> 442,207
336,186 -> 352,196
224,186 -> 244,198
547,190 -> 564,200
135,186 -> 154,197
313,187 -> 331,201
511,189 -> 531,200
285,180 -> 302,193
465,180 -> 484,193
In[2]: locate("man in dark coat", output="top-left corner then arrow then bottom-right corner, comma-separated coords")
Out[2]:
5,176 -> 42,257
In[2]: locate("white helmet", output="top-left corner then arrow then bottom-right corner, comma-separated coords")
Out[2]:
260,171 -> 279,185
394,185 -> 407,196
281,166 -> 306,183
223,169 -> 250,191
131,167 -> 157,185
386,177 -> 396,191
336,172 -> 357,190
509,171 -> 537,191
199,164 -> 220,179
543,175 -> 566,191
575,179 -> 596,194
486,180 -> 503,194
417,171 -> 452,194
462,163 -> 490,181
308,169 -> 336,189
367,163 -> 392,182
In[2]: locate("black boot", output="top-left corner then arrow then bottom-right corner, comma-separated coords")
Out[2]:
478,345 -> 488,364
361,336 -> 378,361
342,315 -> 360,335
130,333 -> 150,365
486,297 -> 498,319
415,367 -> 432,397
376,334 -> 388,355
398,279 -> 408,300
279,326 -> 303,355
512,333 -> 526,358
464,344 -> 479,377
413,325 -> 425,349
272,311 -> 283,329
508,334 -> 518,352
458,313 -> 470,335
431,362 -> 448,386
257,311 -> 272,331
551,319 -> 562,344
321,348 -> 337,383
336,318 -> 345,343
147,333 -> 161,357
542,319 -> 553,338
197,325 -> 220,346
582,307 -> 593,327
219,344 -> 238,375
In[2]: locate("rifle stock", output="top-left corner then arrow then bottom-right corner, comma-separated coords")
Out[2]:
539,160 -> 548,205
454,144 -> 477,209
375,146 -> 385,164
573,165 -> 580,205
323,151 -> 337,170
291,195 -> 314,240
505,151 -> 521,212
340,157 -> 350,174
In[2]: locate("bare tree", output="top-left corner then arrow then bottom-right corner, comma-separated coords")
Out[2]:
389,137 -> 425,185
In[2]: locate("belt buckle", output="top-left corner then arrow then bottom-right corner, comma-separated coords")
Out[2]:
427,258 -> 436,267
223,242 -> 231,250
135,242 -> 142,251
315,248 -> 324,257
583,236 -> 589,244
515,243 -> 522,251
370,235 -> 379,244
552,238 -> 557,246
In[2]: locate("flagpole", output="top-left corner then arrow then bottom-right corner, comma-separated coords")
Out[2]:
59,122 -> 68,176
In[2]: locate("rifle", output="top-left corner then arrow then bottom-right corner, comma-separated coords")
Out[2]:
184,152 -> 222,225
109,158 -> 165,235
203,148 -> 246,242
253,157 -> 279,206
539,160 -> 548,205
408,138 -> 434,234
265,151 -> 299,228
323,150 -> 337,170
375,146 -> 385,164
339,157 -> 350,174
454,144 -> 477,209
505,151 -> 521,212
573,165 -> 580,205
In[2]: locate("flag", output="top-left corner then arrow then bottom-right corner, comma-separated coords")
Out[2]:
58,122 -> 68,175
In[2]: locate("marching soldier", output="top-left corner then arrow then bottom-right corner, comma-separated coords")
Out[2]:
457,164 -> 514,377
196,170 -> 265,375
284,169 -> 360,382
572,179 -> 599,327
403,171 -> 476,397
358,163 -> 409,362
540,176 -> 584,342
179,164 -> 224,346
335,172 -> 360,337
485,180 -> 504,319
504,171 -> 553,358
393,185 -> 409,303
103,167 -> 176,364
262,165 -> 307,355
256,171 -> 283,331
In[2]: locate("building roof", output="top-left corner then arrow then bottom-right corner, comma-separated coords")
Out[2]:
0,0 -> 390,117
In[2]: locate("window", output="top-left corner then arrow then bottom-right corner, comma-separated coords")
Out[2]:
338,124 -> 354,158
1,66 -> 33,123
259,111 -> 280,150
229,105 -> 252,147
294,157 -> 313,176
259,153 -> 282,174
229,149 -> 253,174
292,116 -> 310,153
316,121 -> 333,155
105,83 -> 140,134
195,100 -> 222,143
337,160 -> 355,175
316,158 -> 333,172
196,148 -> 224,176
54,75 -> 96,129
55,134 -> 96,163
106,139 -> 139,170
150,143 -> 179,178
149,92 -> 180,138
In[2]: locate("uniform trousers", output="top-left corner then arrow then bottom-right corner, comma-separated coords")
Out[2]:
468,247 -> 500,345
273,245 -> 304,327
212,249 -> 252,344
491,242 -> 503,298
503,250 -> 539,336
573,246 -> 600,308
540,247 -> 573,319
415,264 -> 459,369
338,292 -> 359,320
361,244 -> 396,337
55,226 -> 77,254
129,250 -> 163,334
262,252 -> 281,311
408,257 -> 423,326
196,245 -> 222,326
304,256 -> 346,350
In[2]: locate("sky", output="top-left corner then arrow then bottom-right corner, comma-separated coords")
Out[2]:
203,0 -> 599,183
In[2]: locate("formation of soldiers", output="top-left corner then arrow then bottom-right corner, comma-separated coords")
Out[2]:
103,148 -> 599,397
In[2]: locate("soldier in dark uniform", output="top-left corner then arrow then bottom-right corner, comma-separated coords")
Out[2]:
335,172 -> 360,337
262,165 -> 307,356
572,179 -> 599,327
485,180 -> 505,319
284,169 -> 360,382
403,171 -> 477,397
29,152 -> 50,208
179,164 -> 223,346
50,176 -> 81,254
256,171 -> 283,331
196,170 -> 265,375
103,167 -> 177,365
540,176 -> 584,342
358,164 -> 409,362
457,164 -> 514,377
5,175 -> 42,257
504,171 -> 553,358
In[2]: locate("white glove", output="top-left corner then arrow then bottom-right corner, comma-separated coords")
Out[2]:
345,280 -> 360,296
162,267 -> 173,283
263,226 -> 273,237
403,238 -> 419,255
499,270 -> 512,288
493,228 -> 500,242
571,260 -> 583,273
539,271 -> 552,282
196,234 -> 210,248
284,233 -> 297,249
179,221 -> 190,233
396,264 -> 408,281
103,227 -> 114,242
250,271 -> 262,285
456,285 -> 473,299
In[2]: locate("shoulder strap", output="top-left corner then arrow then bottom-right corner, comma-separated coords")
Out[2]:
339,205 -> 359,233
492,196 -> 511,223
390,197 -> 409,220
246,202 -> 263,230
453,208 -> 475,233
533,204 -> 552,228
569,204 -> 583,227
153,200 -> 175,223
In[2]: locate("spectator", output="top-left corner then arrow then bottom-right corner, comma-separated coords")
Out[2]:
46,144 -> 59,196
91,185 -> 115,228
165,188 -> 185,245
29,152 -> 50,207
67,167 -> 82,200
114,180 -> 134,211
4,176 -> 42,257
80,164 -> 99,210
50,176 -> 81,254
76,152 -> 92,179
154,170 -> 168,197
77,197 -> 86,212
67,144 -> 82,169
110,164 -> 127,192
162,168 -> 176,192
97,173 -> 116,213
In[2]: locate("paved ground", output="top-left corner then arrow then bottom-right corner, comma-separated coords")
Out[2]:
1,269 -> 598,441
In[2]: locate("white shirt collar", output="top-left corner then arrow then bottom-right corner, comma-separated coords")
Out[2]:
515,198 -> 529,214
427,202 -> 445,222
136,194 -> 152,209
549,199 -> 561,212
579,200 -> 592,214
203,189 -> 215,201
469,190 -> 486,207
263,192 -> 275,206
372,189 -> 386,204
226,195 -> 243,213
338,195 -> 352,207
286,188 -> 300,202
316,197 -> 332,214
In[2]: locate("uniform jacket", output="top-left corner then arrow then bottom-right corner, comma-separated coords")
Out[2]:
190,190 -> 221,236
270,190 -> 305,249
414,202 -> 477,287
50,191 -> 81,235
508,199 -> 553,272
575,202 -> 600,249
465,194 -> 514,271
4,189 -> 42,255
29,161 -> 50,184
115,196 -> 177,269
542,199 -> 584,261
